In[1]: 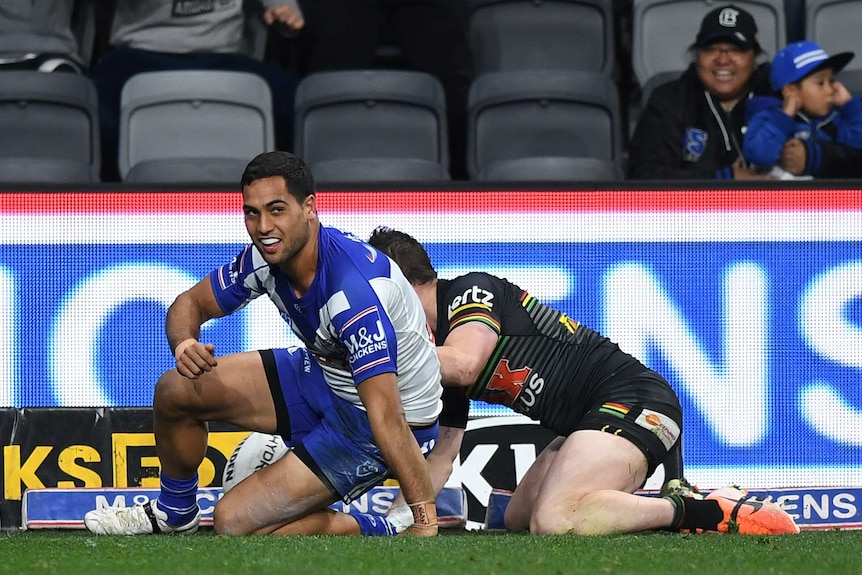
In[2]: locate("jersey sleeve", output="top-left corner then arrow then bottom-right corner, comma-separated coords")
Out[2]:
442,273 -> 504,336
209,245 -> 267,314
325,281 -> 400,386
439,386 -> 470,429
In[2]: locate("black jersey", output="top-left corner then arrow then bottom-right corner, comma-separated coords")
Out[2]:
437,273 -> 677,436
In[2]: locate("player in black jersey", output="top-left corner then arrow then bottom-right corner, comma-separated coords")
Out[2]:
369,227 -> 799,536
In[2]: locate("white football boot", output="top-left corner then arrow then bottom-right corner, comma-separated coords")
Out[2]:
84,499 -> 200,535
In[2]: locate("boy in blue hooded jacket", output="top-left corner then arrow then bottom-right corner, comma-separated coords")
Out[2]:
743,41 -> 862,176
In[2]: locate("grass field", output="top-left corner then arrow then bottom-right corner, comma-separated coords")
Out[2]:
1,529 -> 859,575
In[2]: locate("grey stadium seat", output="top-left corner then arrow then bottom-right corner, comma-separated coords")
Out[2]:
467,0 -> 616,76
310,158 -> 449,183
806,0 -> 862,96
632,0 -> 787,92
294,70 -> 450,183
118,70 -> 274,184
0,71 -> 100,183
467,70 -> 624,180
478,156 -> 622,182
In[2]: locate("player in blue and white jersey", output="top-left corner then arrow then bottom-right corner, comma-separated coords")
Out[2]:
84,151 -> 442,537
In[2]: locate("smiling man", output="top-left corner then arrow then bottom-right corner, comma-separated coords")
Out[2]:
627,5 -> 777,180
83,151 -> 442,537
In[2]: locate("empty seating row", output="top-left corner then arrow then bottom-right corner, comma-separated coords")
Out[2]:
0,68 -> 623,184
467,0 -> 616,77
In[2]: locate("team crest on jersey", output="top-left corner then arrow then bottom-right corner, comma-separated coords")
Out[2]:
683,128 -> 708,161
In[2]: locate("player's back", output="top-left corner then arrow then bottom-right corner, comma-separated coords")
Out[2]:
436,272 -> 646,432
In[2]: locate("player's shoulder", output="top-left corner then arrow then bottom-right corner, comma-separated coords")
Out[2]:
321,225 -> 392,278
223,243 -> 271,281
447,271 -> 507,291
442,272 -> 513,307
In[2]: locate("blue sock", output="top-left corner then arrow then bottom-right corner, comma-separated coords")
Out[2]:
350,511 -> 398,537
157,472 -> 199,526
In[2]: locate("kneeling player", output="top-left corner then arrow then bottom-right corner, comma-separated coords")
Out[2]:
369,227 -> 799,536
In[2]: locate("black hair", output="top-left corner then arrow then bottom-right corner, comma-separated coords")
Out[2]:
368,226 -> 437,284
241,151 -> 315,202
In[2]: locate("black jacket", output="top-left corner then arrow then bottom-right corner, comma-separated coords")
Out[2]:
627,63 -> 773,180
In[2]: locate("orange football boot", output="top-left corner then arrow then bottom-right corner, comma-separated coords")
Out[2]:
705,487 -> 800,535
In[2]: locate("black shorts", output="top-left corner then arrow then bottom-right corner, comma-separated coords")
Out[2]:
576,370 -> 682,481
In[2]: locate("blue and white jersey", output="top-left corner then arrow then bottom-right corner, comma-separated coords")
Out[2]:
210,225 -> 442,425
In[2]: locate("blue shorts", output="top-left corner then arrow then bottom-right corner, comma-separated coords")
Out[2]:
261,348 -> 439,503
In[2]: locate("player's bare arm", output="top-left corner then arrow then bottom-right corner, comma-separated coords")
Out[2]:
357,372 -> 438,536
387,424 -> 464,528
437,322 -> 498,387
165,276 -> 227,379
425,425 -> 465,494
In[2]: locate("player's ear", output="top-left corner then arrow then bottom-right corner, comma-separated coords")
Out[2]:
303,193 -> 318,216
781,83 -> 797,99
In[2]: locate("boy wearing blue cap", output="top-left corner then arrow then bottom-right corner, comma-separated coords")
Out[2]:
743,41 -> 862,176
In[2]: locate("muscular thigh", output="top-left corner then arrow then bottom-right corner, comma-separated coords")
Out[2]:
216,449 -> 335,535
534,430 -> 648,509
159,350 -> 277,432
505,436 -> 564,531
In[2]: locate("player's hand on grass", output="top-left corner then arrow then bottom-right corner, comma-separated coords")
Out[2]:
174,338 -> 218,379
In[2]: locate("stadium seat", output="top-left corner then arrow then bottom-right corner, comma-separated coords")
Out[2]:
467,70 -> 624,180
294,70 -> 450,182
639,71 -> 681,107
477,157 -> 622,182
118,70 -> 274,184
0,70 -> 100,183
467,0 -> 615,76
311,158 -> 449,183
806,0 -> 862,96
632,0 -> 787,93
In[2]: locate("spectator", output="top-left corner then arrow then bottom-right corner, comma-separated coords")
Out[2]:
90,0 -> 304,182
743,41 -> 862,178
0,0 -> 87,73
627,5 -> 776,180
287,0 -> 474,180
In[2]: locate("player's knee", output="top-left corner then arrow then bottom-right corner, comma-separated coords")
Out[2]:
503,503 -> 530,532
212,500 -> 248,536
153,370 -> 189,414
529,508 -> 573,535
529,494 -> 594,535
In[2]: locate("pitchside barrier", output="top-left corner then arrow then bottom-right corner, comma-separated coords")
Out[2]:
483,488 -> 862,532
4,408 -> 861,531
1,184 -> 860,530
21,486 -> 468,531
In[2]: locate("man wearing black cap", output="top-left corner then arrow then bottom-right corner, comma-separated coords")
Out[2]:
627,5 -> 776,180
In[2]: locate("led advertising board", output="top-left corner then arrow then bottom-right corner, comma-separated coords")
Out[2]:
1,189 -> 859,489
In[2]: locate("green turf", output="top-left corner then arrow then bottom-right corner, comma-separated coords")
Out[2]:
1,529 -> 858,575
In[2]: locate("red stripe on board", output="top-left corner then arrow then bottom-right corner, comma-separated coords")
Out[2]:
0,191 -> 242,213
0,189 -> 860,213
